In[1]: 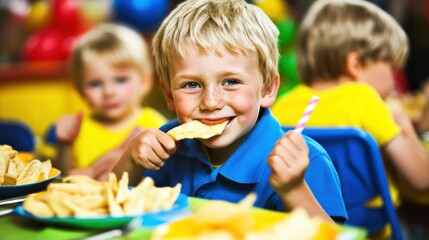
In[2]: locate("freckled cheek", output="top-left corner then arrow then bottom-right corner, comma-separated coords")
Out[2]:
173,95 -> 200,115
229,91 -> 259,112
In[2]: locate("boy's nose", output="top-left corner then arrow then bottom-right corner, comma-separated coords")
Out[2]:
200,87 -> 224,111
103,83 -> 115,96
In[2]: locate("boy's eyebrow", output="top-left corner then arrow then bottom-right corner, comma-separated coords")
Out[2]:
174,70 -> 243,80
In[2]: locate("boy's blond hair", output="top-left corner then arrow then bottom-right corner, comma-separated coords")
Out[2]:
70,23 -> 152,94
152,0 -> 279,90
298,0 -> 409,85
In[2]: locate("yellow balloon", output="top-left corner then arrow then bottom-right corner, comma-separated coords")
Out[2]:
80,0 -> 111,25
26,0 -> 51,32
254,0 -> 288,23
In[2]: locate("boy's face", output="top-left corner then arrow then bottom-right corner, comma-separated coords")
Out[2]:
357,61 -> 395,99
81,54 -> 148,122
162,45 -> 278,149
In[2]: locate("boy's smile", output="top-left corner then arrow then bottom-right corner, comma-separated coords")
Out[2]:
163,45 -> 277,154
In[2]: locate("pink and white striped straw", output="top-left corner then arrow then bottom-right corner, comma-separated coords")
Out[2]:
294,96 -> 320,133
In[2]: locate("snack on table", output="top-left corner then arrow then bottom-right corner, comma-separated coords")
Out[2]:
385,93 -> 426,122
23,173 -> 182,218
0,144 -> 54,186
151,194 -> 338,240
167,120 -> 227,141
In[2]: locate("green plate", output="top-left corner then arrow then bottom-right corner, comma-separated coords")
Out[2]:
15,193 -> 189,229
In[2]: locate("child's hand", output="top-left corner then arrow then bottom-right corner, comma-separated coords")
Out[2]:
56,112 -> 83,143
268,131 -> 310,195
127,128 -> 177,170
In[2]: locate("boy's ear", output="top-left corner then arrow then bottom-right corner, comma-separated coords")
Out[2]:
160,80 -> 176,112
345,52 -> 362,80
261,73 -> 280,108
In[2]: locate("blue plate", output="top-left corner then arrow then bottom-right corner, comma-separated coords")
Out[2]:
0,168 -> 61,199
15,193 -> 189,229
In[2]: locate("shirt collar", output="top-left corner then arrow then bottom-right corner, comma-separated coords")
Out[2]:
174,108 -> 284,184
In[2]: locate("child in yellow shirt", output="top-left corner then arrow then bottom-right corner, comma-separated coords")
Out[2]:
272,0 -> 429,238
51,23 -> 167,180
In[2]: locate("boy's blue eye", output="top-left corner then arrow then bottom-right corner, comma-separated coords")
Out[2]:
184,82 -> 200,89
224,79 -> 238,86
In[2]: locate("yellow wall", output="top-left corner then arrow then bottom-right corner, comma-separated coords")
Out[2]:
0,76 -> 174,141
0,78 -> 86,138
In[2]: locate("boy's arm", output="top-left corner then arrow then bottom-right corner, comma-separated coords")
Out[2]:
112,128 -> 177,186
56,142 -> 74,175
276,181 -> 334,223
268,131 -> 334,223
385,111 -> 429,190
72,127 -> 143,181
54,113 -> 83,174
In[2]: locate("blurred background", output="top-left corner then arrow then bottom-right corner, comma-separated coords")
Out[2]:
0,0 -> 428,139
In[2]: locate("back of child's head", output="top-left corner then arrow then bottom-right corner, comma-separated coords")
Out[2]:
70,23 -> 152,94
298,0 -> 409,85
152,0 -> 279,90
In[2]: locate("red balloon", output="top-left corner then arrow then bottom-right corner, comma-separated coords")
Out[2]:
23,27 -> 71,62
51,0 -> 81,33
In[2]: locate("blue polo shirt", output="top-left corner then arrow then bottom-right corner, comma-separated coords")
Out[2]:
145,108 -> 347,222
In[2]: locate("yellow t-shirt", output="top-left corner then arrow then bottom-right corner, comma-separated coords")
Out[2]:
272,82 -> 401,208
73,107 -> 167,167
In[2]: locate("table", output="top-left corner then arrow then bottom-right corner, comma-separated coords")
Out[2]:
0,197 -> 366,240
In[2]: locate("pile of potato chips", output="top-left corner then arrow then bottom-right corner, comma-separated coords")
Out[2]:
23,172 -> 181,218
152,194 -> 338,240
0,145 -> 53,186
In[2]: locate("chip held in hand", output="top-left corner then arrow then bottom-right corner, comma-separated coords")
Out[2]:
167,120 -> 228,141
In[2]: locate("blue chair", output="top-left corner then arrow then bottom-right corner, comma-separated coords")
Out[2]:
283,126 -> 402,240
0,119 -> 36,152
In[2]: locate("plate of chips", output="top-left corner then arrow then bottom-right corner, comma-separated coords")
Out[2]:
16,173 -> 188,229
15,193 -> 188,229
0,145 -> 61,199
0,167 -> 61,199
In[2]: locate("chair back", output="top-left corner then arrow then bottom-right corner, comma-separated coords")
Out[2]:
282,126 -> 402,240
0,119 -> 35,152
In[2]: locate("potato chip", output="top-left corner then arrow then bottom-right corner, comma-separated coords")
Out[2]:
23,195 -> 55,217
46,193 -> 74,217
7,157 -> 25,179
16,159 -> 42,185
0,152 -> 9,184
106,182 -> 124,216
48,182 -> 104,195
70,194 -> 107,210
123,187 -> 146,215
115,172 -> 129,204
0,145 -> 17,158
39,160 -> 52,180
108,172 -> 119,195
167,120 -> 227,141
0,145 -> 13,151
2,173 -> 17,186
63,174 -> 102,185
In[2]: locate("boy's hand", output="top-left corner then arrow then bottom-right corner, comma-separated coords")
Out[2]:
56,112 -> 83,143
268,131 -> 310,195
127,128 -> 177,170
